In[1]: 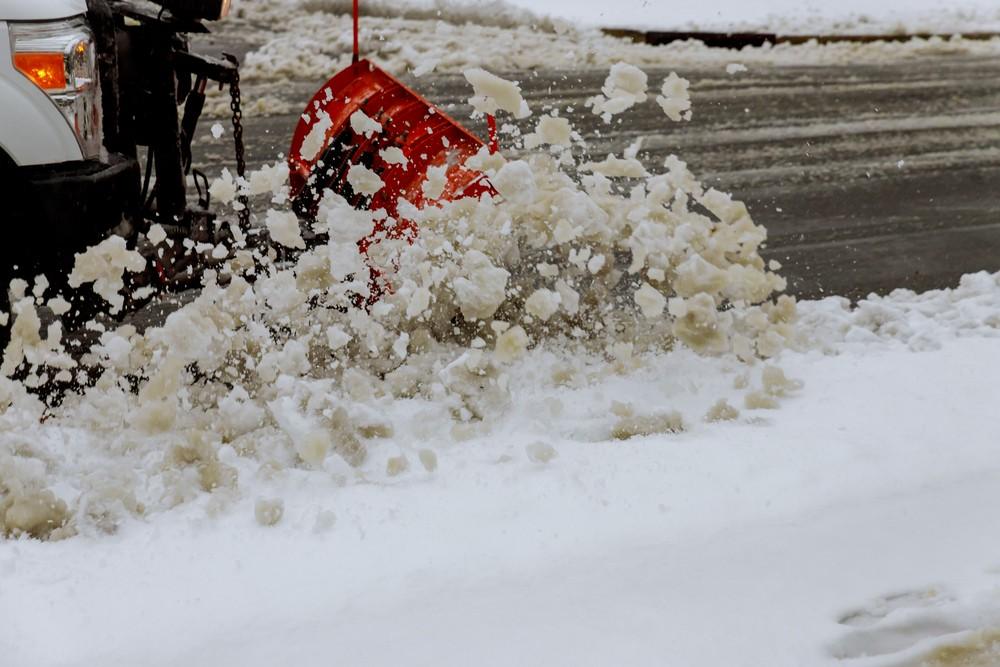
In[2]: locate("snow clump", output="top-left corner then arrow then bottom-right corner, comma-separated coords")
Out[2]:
587,62 -> 648,123
656,72 -> 693,122
68,236 -> 146,313
266,210 -> 306,249
349,109 -> 382,138
463,68 -> 531,119
346,163 -> 385,196
523,115 -> 574,149
299,112 -> 334,162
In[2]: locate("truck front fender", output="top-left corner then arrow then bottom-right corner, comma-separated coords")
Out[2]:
0,21 -> 86,166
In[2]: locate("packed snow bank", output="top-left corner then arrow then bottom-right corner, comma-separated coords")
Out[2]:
232,0 -> 1000,84
238,0 -> 1000,35
485,0 -> 1000,35
296,0 -> 561,32
798,271 -> 1000,353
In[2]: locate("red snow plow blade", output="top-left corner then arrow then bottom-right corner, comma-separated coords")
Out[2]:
288,59 -> 496,229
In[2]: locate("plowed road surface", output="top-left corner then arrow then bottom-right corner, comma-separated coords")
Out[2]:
193,53 -> 1000,299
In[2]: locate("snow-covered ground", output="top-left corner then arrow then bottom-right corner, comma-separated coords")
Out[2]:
255,0 -> 1000,35
3,275 -> 1000,666
3,4 -> 1000,665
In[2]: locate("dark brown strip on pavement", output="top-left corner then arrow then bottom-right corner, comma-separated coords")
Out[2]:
602,28 -> 1000,49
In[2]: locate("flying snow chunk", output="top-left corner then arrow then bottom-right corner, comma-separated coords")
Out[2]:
349,109 -> 382,138
463,67 -> 531,119
209,167 -> 236,204
701,188 -> 749,224
379,146 -> 408,168
582,155 -> 648,178
47,297 -> 70,316
421,164 -> 448,201
68,236 -> 146,313
147,223 -> 167,245
327,325 -> 351,350
210,122 -> 224,139
97,332 -> 133,370
32,275 -> 48,299
413,285 -> 435,317
674,254 -> 728,297
320,191 -> 373,243
537,263 -> 559,278
492,160 -> 536,206
525,288 -> 561,321
392,332 -> 410,359
495,325 -> 529,362
413,58 -> 438,77
328,240 -> 367,282
249,162 -> 290,196
555,279 -> 579,315
452,250 -> 509,320
657,72 -> 692,122
7,278 -> 28,302
346,163 -> 384,196
553,219 -> 579,244
604,63 -> 648,99
405,284 -> 431,319
524,115 -> 573,148
265,210 -> 305,249
588,62 -> 648,122
300,112 -> 333,162
635,282 -> 666,318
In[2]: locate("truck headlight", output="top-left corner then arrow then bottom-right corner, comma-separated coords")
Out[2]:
9,17 -> 103,160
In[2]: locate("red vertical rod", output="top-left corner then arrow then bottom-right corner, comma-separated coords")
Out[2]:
486,114 -> 499,154
352,0 -> 360,63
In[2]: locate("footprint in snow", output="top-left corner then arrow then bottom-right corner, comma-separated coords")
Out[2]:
838,589 -> 951,629
825,586 -> 1000,664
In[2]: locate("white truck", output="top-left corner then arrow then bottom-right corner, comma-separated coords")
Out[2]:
0,0 -> 237,317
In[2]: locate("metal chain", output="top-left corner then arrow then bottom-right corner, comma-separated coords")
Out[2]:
226,58 -> 250,231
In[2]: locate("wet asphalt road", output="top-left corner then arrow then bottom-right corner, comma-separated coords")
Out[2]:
192,50 -> 1000,300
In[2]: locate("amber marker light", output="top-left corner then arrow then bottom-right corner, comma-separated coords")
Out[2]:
13,52 -> 68,91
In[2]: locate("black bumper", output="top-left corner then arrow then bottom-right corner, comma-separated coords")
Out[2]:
5,153 -> 139,257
